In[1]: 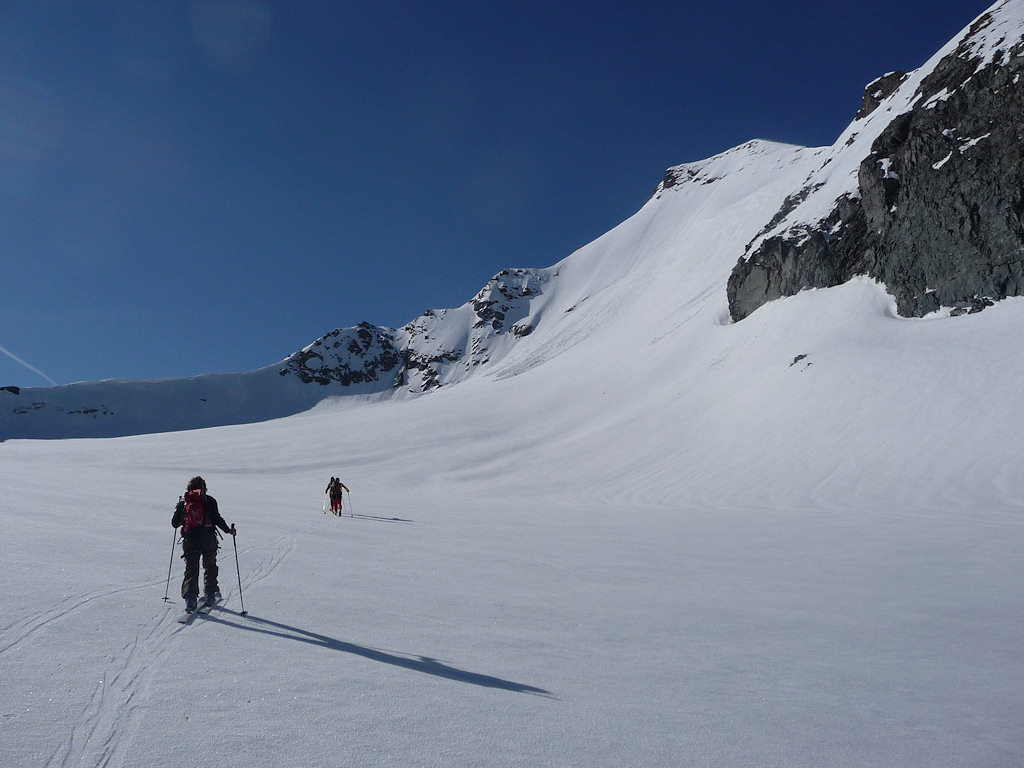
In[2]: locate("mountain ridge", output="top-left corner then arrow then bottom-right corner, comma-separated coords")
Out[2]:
0,139 -> 811,440
4,0 -> 1021,441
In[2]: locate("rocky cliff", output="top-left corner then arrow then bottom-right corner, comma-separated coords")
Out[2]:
728,1 -> 1024,320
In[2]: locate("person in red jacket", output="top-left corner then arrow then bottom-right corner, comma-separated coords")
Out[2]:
172,476 -> 235,612
326,476 -> 349,515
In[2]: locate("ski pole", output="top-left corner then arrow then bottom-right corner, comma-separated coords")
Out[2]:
231,525 -> 247,617
346,488 -> 354,517
163,528 -> 177,602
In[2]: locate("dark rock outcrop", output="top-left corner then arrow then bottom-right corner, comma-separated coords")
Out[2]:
855,71 -> 909,120
278,267 -> 549,394
728,8 -> 1024,320
470,268 -> 541,331
862,36 -> 1024,317
727,193 -> 873,319
279,322 -> 403,386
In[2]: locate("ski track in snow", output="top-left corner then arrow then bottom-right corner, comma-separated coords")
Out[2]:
11,518 -> 324,768
0,579 -> 163,656
44,611 -> 168,768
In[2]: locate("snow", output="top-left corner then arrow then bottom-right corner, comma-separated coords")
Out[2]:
3,4 -> 1024,765
959,133 -> 993,152
4,175 -> 1024,767
2,272 -> 1023,766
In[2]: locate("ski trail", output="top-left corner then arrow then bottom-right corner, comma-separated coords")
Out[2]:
233,520 -> 322,592
35,517 -> 326,768
43,608 -> 173,768
0,521 -> 314,656
0,578 -> 164,656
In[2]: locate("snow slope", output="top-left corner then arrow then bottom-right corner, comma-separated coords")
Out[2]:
0,139 -> 820,441
2,271 -> 1022,767
2,3 -> 1024,766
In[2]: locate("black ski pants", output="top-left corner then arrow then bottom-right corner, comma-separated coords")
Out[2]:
180,528 -> 221,599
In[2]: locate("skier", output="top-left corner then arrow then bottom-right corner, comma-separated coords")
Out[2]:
172,476 -> 236,613
326,476 -> 349,515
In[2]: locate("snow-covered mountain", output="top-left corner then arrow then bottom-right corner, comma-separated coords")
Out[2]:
0,137 -> 809,440
4,0 -> 1024,444
4,4 -> 1024,767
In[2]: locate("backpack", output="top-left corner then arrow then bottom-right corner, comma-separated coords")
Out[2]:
181,489 -> 207,534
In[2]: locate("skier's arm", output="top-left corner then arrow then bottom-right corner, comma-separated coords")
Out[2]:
171,498 -> 184,528
206,496 -> 233,534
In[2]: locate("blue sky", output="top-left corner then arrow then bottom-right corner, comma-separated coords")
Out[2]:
0,0 -> 990,386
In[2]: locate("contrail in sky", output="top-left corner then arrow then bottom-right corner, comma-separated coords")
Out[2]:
0,344 -> 58,386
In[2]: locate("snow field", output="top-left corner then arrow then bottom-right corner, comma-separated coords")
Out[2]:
5,7 -> 1024,759
2,274 -> 1023,766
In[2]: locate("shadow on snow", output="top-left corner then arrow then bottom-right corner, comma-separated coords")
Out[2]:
202,606 -> 553,698
325,512 -> 415,524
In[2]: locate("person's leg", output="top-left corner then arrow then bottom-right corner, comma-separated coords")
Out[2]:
201,545 -> 220,596
181,541 -> 201,603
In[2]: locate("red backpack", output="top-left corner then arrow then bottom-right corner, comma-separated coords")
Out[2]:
181,489 -> 207,534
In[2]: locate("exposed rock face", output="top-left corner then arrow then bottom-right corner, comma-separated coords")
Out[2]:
470,268 -> 541,332
279,322 -> 403,386
728,7 -> 1024,321
864,33 -> 1024,316
726,193 -> 872,319
280,268 -> 550,393
856,71 -> 909,120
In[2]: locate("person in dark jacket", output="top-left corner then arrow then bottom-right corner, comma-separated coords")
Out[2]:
326,476 -> 349,515
172,476 -> 235,612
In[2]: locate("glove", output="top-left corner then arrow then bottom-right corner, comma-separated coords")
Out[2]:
230,524 -> 237,536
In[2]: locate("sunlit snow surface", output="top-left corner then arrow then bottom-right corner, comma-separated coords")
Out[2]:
2,275 -> 1022,767
3,2 -> 1024,764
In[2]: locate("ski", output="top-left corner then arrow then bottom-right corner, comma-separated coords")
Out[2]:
175,594 -> 218,623
197,596 -> 217,614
